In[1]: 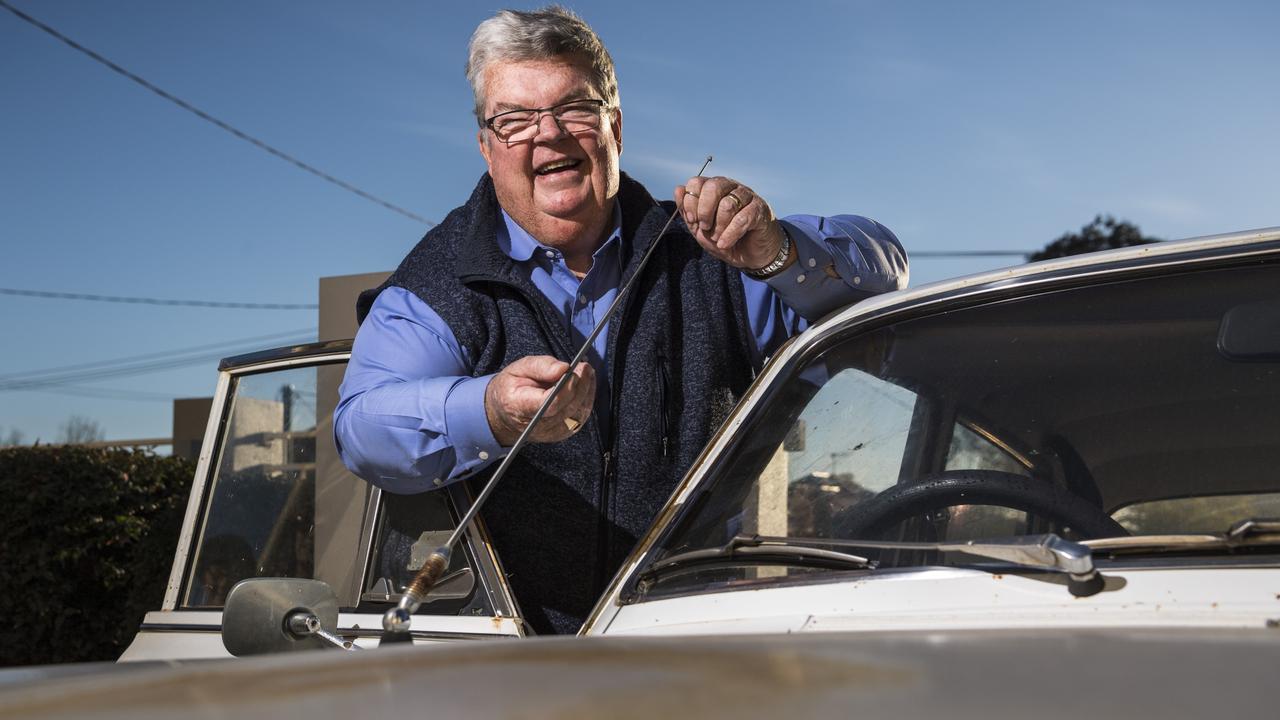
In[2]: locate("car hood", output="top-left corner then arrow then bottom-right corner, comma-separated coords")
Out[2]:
2,629 -> 1277,719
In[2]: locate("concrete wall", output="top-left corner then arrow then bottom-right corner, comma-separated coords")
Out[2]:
172,397 -> 214,461
318,272 -> 390,342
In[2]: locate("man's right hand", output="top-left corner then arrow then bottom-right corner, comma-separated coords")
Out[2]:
484,355 -> 596,447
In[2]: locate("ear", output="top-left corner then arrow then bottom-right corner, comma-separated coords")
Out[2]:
611,107 -> 623,154
477,129 -> 494,172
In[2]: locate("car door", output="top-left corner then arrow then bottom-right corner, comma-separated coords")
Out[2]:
120,342 -> 524,661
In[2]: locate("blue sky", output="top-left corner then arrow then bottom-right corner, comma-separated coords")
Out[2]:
2,0 -> 1277,445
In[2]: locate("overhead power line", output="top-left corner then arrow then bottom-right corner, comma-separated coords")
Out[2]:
0,328 -> 318,383
911,251 -> 1031,258
0,287 -> 318,309
0,0 -> 434,227
0,328 -> 317,392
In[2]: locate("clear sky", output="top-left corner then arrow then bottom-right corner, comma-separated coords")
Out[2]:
1,0 -> 1277,445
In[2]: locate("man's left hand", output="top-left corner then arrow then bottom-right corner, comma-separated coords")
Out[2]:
675,176 -> 786,272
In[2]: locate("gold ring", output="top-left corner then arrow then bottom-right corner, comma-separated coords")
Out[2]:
725,192 -> 744,211
564,417 -> 581,432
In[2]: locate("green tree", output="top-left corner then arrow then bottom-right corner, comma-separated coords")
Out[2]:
1029,215 -> 1161,261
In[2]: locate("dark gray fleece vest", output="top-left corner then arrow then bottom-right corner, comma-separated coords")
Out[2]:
357,173 -> 758,634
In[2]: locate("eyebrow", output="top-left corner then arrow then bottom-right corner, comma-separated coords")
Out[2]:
488,90 -> 596,114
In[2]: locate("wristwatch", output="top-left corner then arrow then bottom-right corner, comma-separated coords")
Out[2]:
744,226 -> 793,279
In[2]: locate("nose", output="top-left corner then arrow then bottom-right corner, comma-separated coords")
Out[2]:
533,110 -> 568,141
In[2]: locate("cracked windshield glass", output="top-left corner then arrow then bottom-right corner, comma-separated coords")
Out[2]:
651,262 -> 1280,593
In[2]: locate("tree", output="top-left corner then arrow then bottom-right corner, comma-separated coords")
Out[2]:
58,415 -> 105,444
1029,215 -> 1161,262
0,427 -> 23,447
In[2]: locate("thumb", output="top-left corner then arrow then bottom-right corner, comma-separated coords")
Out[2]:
510,355 -> 571,384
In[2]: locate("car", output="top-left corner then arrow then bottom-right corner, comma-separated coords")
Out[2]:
4,226 -> 1280,716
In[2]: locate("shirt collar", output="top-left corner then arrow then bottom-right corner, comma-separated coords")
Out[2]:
496,202 -> 624,264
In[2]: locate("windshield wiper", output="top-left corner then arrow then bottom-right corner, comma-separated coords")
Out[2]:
636,535 -> 875,589
637,533 -> 1104,597
1083,517 -> 1280,554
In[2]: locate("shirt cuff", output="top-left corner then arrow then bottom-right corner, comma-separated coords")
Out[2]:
759,219 -> 856,321
442,374 -> 505,477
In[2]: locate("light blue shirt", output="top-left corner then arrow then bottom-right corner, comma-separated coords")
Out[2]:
336,208 -> 907,494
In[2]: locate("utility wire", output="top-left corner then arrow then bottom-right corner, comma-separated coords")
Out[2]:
0,0 -> 434,227
25,385 -> 187,403
0,328 -> 317,382
0,330 -> 317,391
911,251 -> 1030,258
0,287 -> 319,310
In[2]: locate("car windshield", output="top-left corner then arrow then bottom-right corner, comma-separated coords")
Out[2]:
649,261 -> 1280,594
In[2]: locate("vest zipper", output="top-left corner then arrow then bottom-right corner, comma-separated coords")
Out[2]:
657,356 -> 671,457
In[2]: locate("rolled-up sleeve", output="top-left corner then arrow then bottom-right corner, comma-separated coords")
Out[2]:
334,287 -> 504,494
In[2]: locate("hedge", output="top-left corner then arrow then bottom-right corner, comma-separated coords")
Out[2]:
0,446 -> 194,667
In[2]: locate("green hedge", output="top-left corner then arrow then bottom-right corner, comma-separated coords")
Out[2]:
0,446 -> 194,667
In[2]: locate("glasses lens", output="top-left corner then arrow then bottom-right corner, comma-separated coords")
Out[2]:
490,100 -> 605,143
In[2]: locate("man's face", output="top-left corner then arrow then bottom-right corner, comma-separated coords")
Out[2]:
477,57 -> 622,253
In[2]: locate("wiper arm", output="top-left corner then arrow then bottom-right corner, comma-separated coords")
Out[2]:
642,533 -> 1103,597
1228,517 -> 1280,541
639,533 -> 1104,596
756,534 -> 1099,592
637,535 -> 875,587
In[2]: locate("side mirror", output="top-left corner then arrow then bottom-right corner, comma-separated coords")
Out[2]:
222,578 -> 348,656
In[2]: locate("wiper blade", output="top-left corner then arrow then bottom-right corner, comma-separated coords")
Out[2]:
638,533 -> 1104,597
744,534 -> 1098,586
1083,517 -> 1280,554
637,535 -> 875,586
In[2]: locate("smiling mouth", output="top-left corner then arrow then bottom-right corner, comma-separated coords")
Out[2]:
535,159 -> 582,176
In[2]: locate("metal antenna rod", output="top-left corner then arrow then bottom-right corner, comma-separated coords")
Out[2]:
383,155 -> 713,636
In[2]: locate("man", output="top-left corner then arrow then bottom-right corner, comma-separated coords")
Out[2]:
336,6 -> 907,635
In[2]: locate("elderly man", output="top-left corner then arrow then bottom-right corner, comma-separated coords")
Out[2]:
336,6 -> 907,635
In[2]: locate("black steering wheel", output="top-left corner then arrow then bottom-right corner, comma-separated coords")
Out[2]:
834,470 -> 1128,540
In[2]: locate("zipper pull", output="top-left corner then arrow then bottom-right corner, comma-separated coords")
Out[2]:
602,450 -> 612,478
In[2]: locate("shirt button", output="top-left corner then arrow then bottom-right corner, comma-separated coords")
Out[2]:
796,273 -> 807,284
577,293 -> 587,304
478,451 -> 490,461
432,477 -> 443,487
544,249 -> 556,258
854,276 -> 863,285
808,258 -> 817,268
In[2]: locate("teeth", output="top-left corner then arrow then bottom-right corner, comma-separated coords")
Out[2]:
537,159 -> 578,175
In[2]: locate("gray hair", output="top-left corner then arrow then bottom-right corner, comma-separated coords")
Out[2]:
466,5 -> 619,127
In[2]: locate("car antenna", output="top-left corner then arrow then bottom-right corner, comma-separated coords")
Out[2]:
381,155 -> 714,641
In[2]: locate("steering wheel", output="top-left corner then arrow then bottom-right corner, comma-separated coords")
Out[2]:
834,470 -> 1128,540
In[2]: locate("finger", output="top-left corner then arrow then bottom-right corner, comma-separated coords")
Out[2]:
679,182 -> 703,228
714,186 -> 755,248
696,177 -> 732,233
718,195 -> 765,251
569,363 -> 596,415
678,176 -> 706,227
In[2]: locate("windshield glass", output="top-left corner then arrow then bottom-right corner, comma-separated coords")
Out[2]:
651,261 -> 1280,593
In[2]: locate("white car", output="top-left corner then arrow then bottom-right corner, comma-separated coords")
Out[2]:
5,227 -> 1279,717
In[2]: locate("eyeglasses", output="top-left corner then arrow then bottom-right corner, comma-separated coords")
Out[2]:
484,99 -> 609,145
